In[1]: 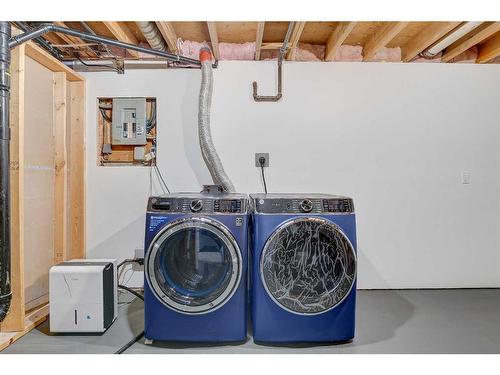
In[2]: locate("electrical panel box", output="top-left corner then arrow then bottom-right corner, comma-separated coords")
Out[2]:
112,97 -> 147,145
98,96 -> 156,166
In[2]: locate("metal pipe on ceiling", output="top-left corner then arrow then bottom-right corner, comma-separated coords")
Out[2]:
9,23 -> 201,67
64,59 -> 178,71
11,21 -> 64,61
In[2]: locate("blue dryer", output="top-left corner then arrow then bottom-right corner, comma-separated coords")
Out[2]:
144,190 -> 249,343
250,193 -> 357,343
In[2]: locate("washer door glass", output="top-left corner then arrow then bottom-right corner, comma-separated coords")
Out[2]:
261,217 -> 356,315
147,218 -> 241,314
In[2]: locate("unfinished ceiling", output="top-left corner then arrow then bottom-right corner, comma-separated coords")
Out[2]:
21,21 -> 500,64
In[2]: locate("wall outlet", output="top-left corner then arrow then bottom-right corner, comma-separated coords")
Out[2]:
255,153 -> 270,167
461,171 -> 471,184
133,248 -> 144,271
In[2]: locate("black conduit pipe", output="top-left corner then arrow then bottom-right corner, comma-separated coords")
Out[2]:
0,21 -> 11,322
9,23 -> 202,67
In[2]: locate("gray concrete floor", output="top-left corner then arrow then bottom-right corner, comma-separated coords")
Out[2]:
3,289 -> 500,354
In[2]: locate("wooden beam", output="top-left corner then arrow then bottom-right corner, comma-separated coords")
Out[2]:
363,22 -> 410,61
442,22 -> 500,63
476,31 -> 500,63
255,22 -> 265,60
24,41 -> 84,82
155,22 -> 179,54
53,72 -> 67,264
102,21 -> 139,57
68,81 -> 86,259
0,43 -> 26,333
261,42 -> 287,50
207,22 -> 220,60
52,22 -> 97,58
401,22 -> 462,62
325,22 -> 357,61
286,22 -> 306,60
0,304 -> 48,352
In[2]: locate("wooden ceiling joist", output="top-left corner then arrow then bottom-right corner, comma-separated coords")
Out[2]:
324,22 -> 357,61
102,21 -> 140,57
37,21 -> 500,65
363,22 -> 410,61
286,22 -> 306,60
441,22 -> 500,63
401,22 -> 462,62
477,32 -> 500,63
155,22 -> 179,54
207,22 -> 220,60
255,22 -> 265,60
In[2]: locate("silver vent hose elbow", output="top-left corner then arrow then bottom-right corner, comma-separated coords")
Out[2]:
198,48 -> 235,192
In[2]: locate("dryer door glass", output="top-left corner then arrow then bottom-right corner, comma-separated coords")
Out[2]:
261,217 -> 356,315
147,218 -> 242,314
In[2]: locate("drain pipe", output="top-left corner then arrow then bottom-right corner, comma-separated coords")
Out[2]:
135,22 -> 168,52
252,21 -> 294,102
198,48 -> 235,192
0,22 -> 11,322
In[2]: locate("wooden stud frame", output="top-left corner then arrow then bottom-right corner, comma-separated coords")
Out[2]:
0,41 -> 86,351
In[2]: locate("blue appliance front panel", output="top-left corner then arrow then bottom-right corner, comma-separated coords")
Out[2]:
251,213 -> 357,343
144,213 -> 248,342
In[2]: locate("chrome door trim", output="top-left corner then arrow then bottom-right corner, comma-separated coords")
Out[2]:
260,216 -> 357,316
146,216 -> 242,315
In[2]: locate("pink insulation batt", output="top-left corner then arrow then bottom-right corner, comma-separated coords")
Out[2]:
179,40 -> 210,61
368,47 -> 402,62
333,45 -> 363,62
219,42 -> 256,60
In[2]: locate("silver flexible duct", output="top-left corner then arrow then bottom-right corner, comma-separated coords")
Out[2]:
135,22 -> 167,52
198,48 -> 235,192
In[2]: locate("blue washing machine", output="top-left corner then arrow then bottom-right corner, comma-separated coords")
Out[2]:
250,193 -> 357,344
144,189 -> 249,343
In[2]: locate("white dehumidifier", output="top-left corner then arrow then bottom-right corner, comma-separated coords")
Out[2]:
49,259 -> 118,333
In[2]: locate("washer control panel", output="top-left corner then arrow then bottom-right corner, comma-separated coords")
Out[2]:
213,199 -> 243,213
322,199 -> 353,213
148,197 -> 247,214
254,197 -> 354,214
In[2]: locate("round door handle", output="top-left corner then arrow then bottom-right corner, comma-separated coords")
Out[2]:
299,199 -> 313,213
190,199 -> 203,212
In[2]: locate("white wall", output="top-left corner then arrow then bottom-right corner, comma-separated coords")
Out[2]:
83,61 -> 500,289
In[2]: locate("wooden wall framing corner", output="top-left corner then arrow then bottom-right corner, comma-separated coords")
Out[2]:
1,40 -> 86,349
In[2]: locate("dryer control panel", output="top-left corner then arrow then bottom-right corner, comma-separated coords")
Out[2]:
253,196 -> 354,214
148,197 -> 247,214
